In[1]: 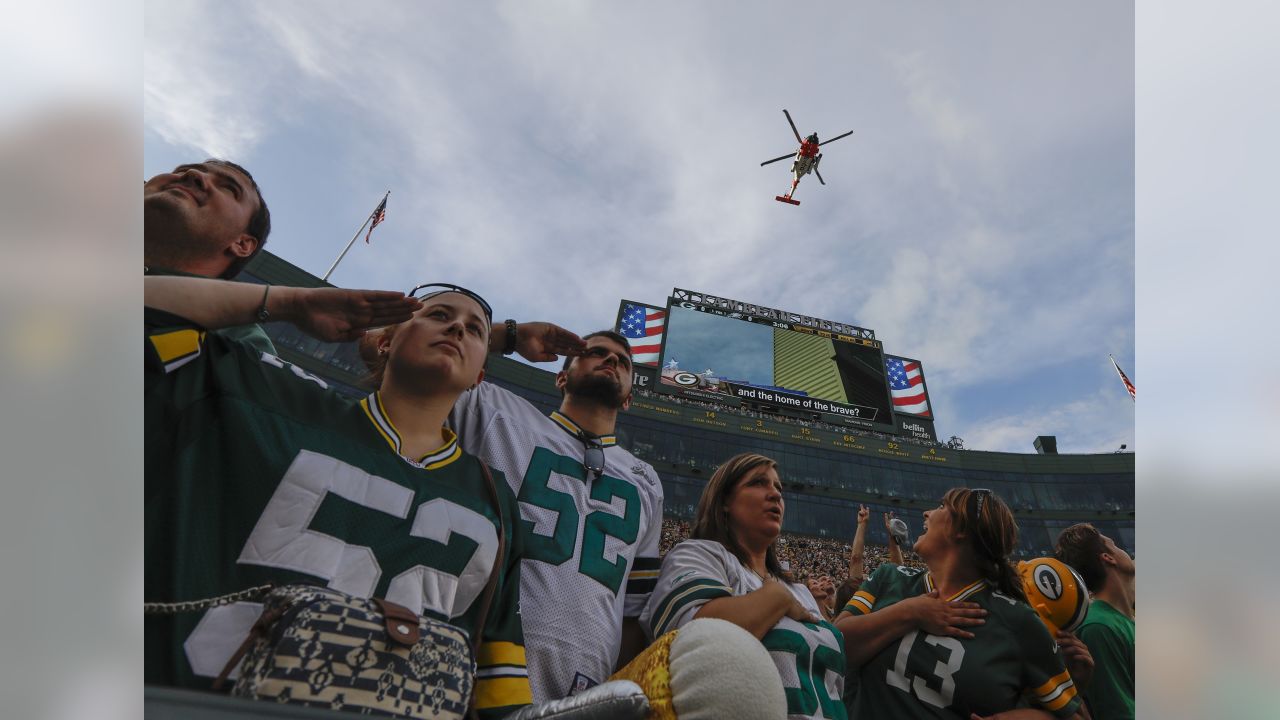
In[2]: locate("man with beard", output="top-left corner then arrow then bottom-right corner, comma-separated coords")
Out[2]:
448,329 -> 664,703
144,159 -> 274,352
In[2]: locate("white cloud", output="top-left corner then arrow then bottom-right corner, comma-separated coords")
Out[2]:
143,1 -> 1134,452
960,385 -> 1135,454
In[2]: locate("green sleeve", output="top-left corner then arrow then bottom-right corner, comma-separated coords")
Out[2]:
1017,609 -> 1082,718
215,322 -> 277,355
1078,622 -> 1135,720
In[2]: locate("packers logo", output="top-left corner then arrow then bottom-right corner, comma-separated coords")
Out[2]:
671,371 -> 699,386
1018,557 -> 1090,634
1034,565 -> 1063,600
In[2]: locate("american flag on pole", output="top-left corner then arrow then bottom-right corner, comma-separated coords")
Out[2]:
1110,355 -> 1136,400
885,356 -> 932,417
364,194 -> 388,243
617,301 -> 666,366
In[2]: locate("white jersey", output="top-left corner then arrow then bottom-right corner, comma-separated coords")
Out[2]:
642,540 -> 848,720
449,381 -> 663,702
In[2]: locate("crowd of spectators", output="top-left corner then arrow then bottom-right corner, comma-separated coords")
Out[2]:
657,517 -> 924,589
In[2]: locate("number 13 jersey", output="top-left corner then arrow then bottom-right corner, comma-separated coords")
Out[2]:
449,382 -> 663,702
843,564 -> 1080,719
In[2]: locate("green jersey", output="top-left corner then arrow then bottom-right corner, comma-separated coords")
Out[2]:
1076,599 -> 1134,720
144,308 -> 530,717
843,564 -> 1080,719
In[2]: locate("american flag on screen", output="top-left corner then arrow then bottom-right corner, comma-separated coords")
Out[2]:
618,302 -> 666,366
885,356 -> 932,417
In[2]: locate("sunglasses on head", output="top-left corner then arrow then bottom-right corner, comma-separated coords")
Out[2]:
965,488 -> 992,527
407,283 -> 493,325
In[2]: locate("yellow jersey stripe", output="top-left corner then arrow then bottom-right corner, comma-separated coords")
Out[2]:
845,590 -> 875,615
361,393 -> 462,469
922,573 -> 988,602
150,329 -> 204,371
360,397 -> 398,451
1033,669 -> 1073,698
477,641 -> 527,668
422,442 -> 461,469
1038,680 -> 1077,712
952,578 -> 988,601
474,676 -> 533,709
549,411 -> 617,445
628,570 -> 660,579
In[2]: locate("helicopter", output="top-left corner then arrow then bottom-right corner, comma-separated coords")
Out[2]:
760,109 -> 854,205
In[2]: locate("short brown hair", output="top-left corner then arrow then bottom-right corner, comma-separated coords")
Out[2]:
1054,523 -> 1107,593
560,330 -> 631,373
941,487 -> 1025,601
691,453 -> 788,580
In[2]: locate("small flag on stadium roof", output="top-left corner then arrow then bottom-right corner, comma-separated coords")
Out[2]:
364,193 -> 388,244
618,302 -> 666,366
1110,355 -> 1135,400
885,356 -> 931,417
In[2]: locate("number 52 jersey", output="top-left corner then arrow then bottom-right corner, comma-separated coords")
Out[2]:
449,382 -> 663,702
145,309 -> 530,718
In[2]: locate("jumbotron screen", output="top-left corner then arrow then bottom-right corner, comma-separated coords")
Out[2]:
655,301 -> 894,425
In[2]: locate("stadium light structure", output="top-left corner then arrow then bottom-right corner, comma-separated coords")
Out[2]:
670,288 -> 876,340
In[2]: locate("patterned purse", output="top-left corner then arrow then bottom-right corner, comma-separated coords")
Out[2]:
219,586 -> 477,719
206,462 -> 507,720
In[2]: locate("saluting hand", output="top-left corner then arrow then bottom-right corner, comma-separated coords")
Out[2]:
513,322 -> 587,362
288,287 -> 421,342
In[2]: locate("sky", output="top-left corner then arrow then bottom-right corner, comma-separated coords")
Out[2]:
143,0 -> 1135,454
661,306 -> 775,385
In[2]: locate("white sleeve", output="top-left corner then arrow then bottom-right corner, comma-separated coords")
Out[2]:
446,382 -> 495,458
622,463 -> 664,618
640,541 -> 735,640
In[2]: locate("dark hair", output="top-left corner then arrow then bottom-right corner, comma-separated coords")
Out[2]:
691,453 -> 788,580
941,487 -> 1025,601
1053,523 -> 1108,593
833,578 -> 859,614
560,330 -> 631,374
206,158 -> 271,279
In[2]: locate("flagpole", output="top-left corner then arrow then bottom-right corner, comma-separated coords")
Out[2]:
322,191 -> 389,283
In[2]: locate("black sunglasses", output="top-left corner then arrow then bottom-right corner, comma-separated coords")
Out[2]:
407,283 -> 493,324
582,435 -> 605,480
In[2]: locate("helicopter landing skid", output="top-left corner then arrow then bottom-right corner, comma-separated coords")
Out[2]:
775,195 -> 800,205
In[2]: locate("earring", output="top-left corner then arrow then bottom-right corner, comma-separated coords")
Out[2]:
379,347 -> 389,356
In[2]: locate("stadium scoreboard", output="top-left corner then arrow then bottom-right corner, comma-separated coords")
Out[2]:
616,290 -> 938,442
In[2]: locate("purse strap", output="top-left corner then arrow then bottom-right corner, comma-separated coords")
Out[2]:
469,459 -> 506,653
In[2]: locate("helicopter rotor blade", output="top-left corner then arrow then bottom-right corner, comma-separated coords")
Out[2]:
783,109 -> 802,143
818,130 -> 854,146
760,152 -> 795,167
814,168 -> 826,185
